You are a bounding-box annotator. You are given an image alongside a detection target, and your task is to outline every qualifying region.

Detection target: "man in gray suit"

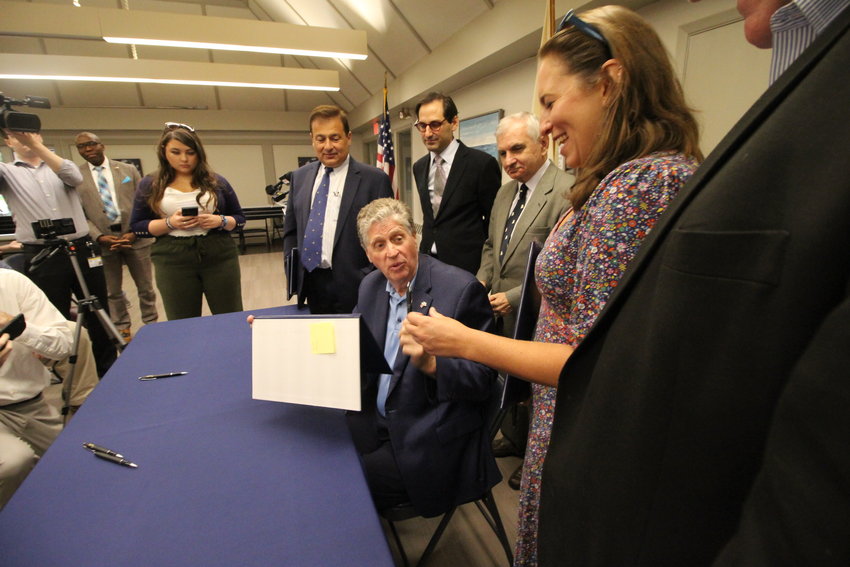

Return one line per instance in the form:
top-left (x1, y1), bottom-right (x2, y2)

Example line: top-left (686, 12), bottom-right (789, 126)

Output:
top-left (479, 112), bottom-right (571, 487)
top-left (478, 112), bottom-right (571, 336)
top-left (75, 132), bottom-right (157, 341)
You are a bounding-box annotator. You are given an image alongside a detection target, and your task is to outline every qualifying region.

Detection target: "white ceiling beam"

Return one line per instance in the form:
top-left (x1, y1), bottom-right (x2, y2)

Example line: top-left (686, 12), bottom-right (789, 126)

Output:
top-left (0, 1), bottom-right (368, 60)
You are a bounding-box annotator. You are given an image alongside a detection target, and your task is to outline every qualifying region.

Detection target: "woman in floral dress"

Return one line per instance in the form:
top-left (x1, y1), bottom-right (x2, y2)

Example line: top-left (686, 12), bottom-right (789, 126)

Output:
top-left (402, 6), bottom-right (702, 565)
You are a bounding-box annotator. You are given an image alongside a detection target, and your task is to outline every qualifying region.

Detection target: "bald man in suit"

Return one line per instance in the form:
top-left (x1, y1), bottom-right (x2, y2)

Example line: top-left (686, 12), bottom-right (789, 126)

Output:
top-left (479, 112), bottom-right (572, 336)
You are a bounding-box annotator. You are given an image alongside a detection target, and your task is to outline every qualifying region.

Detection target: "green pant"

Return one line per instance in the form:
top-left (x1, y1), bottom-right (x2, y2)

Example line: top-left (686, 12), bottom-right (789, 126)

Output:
top-left (151, 232), bottom-right (243, 320)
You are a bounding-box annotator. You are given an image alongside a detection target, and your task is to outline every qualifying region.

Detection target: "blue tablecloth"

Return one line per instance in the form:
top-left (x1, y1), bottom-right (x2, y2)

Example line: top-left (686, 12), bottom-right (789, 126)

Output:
top-left (0, 307), bottom-right (393, 567)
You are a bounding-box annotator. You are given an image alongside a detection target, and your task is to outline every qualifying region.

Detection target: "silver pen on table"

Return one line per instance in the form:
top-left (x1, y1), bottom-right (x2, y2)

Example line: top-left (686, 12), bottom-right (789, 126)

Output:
top-left (138, 371), bottom-right (188, 381)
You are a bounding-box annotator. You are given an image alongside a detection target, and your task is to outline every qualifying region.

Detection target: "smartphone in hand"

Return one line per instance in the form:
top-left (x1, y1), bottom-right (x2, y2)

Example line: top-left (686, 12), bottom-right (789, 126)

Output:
top-left (182, 206), bottom-right (199, 216)
top-left (0, 313), bottom-right (26, 340)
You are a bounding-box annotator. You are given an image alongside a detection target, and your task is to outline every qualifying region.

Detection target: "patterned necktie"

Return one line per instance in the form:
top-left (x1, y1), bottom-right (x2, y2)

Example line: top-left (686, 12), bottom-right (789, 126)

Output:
top-left (500, 183), bottom-right (529, 260)
top-left (301, 166), bottom-right (333, 272)
top-left (431, 155), bottom-right (446, 216)
top-left (96, 165), bottom-right (119, 222)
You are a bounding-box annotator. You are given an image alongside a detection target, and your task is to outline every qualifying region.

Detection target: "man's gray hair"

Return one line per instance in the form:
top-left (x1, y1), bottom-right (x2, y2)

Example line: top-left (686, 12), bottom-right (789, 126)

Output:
top-left (356, 198), bottom-right (415, 249)
top-left (495, 112), bottom-right (541, 142)
top-left (74, 131), bottom-right (102, 144)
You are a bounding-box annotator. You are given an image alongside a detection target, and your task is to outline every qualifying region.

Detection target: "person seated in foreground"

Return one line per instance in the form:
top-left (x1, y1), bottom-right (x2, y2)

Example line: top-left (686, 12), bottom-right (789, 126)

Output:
top-left (346, 198), bottom-right (500, 516)
top-left (0, 268), bottom-right (72, 509)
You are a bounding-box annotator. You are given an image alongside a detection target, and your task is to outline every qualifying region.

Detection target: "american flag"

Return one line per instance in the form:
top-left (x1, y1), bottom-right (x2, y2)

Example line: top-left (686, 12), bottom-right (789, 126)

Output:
top-left (376, 87), bottom-right (399, 199)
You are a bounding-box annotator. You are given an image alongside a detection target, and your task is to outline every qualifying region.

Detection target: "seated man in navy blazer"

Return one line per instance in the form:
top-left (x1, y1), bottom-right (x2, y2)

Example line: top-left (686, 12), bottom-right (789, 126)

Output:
top-left (347, 198), bottom-right (500, 516)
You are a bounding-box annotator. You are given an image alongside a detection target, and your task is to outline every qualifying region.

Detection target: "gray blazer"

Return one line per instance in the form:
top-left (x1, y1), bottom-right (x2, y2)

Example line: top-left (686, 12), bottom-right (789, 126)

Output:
top-left (77, 158), bottom-right (151, 249)
top-left (476, 161), bottom-right (571, 335)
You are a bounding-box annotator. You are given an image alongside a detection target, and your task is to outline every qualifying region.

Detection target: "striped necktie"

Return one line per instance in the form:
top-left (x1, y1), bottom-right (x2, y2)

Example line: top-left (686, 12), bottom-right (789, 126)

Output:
top-left (500, 183), bottom-right (528, 260)
top-left (95, 166), bottom-right (119, 222)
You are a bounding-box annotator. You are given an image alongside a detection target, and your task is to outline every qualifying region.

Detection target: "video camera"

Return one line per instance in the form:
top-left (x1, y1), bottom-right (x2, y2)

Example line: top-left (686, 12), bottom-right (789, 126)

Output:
top-left (0, 93), bottom-right (51, 133)
top-left (265, 171), bottom-right (292, 204)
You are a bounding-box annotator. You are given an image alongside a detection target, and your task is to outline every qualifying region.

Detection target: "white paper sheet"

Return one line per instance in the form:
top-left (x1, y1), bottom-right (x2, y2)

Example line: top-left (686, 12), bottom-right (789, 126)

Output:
top-left (252, 317), bottom-right (362, 411)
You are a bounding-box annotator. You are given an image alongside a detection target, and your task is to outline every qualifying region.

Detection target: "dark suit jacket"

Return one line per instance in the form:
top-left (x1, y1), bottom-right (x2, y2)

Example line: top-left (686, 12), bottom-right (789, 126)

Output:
top-left (76, 158), bottom-right (151, 250)
top-left (539, 8), bottom-right (850, 567)
top-left (282, 157), bottom-right (393, 312)
top-left (414, 141), bottom-right (501, 274)
top-left (477, 161), bottom-right (571, 335)
top-left (347, 254), bottom-right (501, 517)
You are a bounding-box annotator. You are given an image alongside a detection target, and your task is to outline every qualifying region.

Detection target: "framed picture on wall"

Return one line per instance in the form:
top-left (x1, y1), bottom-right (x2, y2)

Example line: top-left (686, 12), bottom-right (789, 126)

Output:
top-left (115, 158), bottom-right (143, 176)
top-left (298, 156), bottom-right (318, 168)
top-left (458, 110), bottom-right (503, 161)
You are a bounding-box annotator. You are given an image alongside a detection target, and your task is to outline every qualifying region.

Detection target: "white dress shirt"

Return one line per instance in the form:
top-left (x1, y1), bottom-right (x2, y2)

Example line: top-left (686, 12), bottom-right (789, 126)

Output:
top-left (0, 269), bottom-right (72, 404)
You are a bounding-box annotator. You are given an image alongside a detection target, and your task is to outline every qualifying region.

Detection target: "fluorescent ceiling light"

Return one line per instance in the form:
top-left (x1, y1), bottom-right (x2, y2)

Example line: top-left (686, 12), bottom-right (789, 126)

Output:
top-left (0, 54), bottom-right (340, 91)
top-left (98, 8), bottom-right (368, 60)
top-left (102, 38), bottom-right (368, 60)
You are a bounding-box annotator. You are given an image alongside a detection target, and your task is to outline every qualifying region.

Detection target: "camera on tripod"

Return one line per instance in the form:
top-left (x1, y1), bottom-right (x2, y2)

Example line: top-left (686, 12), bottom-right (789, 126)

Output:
top-left (0, 93), bottom-right (51, 133)
top-left (32, 218), bottom-right (76, 240)
top-left (265, 171), bottom-right (292, 204)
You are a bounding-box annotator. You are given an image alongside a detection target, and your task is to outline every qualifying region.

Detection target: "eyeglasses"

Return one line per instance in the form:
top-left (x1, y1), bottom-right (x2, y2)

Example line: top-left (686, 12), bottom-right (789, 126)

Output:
top-left (164, 122), bottom-right (195, 133)
top-left (75, 141), bottom-right (100, 150)
top-left (556, 9), bottom-right (612, 59)
top-left (413, 119), bottom-right (447, 133)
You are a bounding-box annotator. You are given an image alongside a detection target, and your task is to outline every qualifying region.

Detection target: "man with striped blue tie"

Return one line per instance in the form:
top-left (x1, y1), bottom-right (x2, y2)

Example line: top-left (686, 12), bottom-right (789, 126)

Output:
top-left (75, 132), bottom-right (157, 343)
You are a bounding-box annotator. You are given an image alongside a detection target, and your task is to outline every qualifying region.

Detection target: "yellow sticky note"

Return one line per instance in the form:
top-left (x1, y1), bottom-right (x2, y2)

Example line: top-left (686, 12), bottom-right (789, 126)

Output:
top-left (310, 322), bottom-right (336, 354)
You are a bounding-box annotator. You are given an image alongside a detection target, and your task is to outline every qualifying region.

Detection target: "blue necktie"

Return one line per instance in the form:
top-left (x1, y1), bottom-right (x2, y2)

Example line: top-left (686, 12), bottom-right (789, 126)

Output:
top-left (96, 166), bottom-right (119, 222)
top-left (301, 166), bottom-right (333, 272)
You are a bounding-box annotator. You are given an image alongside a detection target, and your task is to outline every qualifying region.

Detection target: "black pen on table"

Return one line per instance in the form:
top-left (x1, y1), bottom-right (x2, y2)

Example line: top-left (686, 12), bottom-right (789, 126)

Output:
top-left (83, 443), bottom-right (138, 468)
top-left (83, 442), bottom-right (123, 458)
top-left (138, 371), bottom-right (188, 381)
top-left (94, 452), bottom-right (138, 468)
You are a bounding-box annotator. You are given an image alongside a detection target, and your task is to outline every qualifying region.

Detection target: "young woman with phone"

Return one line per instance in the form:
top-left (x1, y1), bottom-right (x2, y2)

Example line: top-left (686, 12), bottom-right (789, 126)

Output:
top-left (130, 123), bottom-right (245, 320)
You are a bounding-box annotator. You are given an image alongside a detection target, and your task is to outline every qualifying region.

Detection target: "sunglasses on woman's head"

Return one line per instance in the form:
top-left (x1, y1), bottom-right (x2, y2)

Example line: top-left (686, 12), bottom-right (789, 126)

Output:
top-left (164, 122), bottom-right (195, 133)
top-left (556, 10), bottom-right (612, 59)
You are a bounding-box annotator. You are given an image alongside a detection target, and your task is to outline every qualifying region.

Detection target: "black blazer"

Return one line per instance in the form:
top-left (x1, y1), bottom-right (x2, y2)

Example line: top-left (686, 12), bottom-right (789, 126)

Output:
top-left (347, 254), bottom-right (501, 517)
top-left (539, 8), bottom-right (850, 566)
top-left (282, 157), bottom-right (393, 312)
top-left (413, 141), bottom-right (501, 274)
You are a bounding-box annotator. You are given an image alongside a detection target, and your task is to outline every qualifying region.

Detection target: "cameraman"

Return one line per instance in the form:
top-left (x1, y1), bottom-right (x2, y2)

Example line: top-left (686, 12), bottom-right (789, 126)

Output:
top-left (0, 129), bottom-right (116, 377)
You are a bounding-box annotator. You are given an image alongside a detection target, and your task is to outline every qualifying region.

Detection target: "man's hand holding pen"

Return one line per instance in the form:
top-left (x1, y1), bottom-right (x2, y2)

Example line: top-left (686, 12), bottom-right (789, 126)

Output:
top-left (402, 307), bottom-right (466, 361)
top-left (399, 324), bottom-right (436, 377)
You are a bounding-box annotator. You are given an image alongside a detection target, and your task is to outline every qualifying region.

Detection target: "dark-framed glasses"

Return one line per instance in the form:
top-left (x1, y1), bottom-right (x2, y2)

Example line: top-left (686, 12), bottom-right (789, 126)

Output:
top-left (164, 122), bottom-right (195, 132)
top-left (75, 140), bottom-right (100, 150)
top-left (556, 9), bottom-right (612, 58)
top-left (413, 119), bottom-right (447, 133)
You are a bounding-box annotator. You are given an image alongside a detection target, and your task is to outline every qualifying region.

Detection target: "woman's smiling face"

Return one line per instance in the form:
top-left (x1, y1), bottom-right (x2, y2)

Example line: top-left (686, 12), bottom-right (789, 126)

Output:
top-left (536, 55), bottom-right (607, 170)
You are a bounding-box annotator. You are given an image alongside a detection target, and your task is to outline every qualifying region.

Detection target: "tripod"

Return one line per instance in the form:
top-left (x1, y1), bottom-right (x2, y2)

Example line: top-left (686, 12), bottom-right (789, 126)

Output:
top-left (29, 237), bottom-right (126, 423)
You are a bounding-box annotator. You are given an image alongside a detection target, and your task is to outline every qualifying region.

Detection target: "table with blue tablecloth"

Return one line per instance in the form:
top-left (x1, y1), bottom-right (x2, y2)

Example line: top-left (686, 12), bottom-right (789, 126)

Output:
top-left (0, 306), bottom-right (393, 567)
